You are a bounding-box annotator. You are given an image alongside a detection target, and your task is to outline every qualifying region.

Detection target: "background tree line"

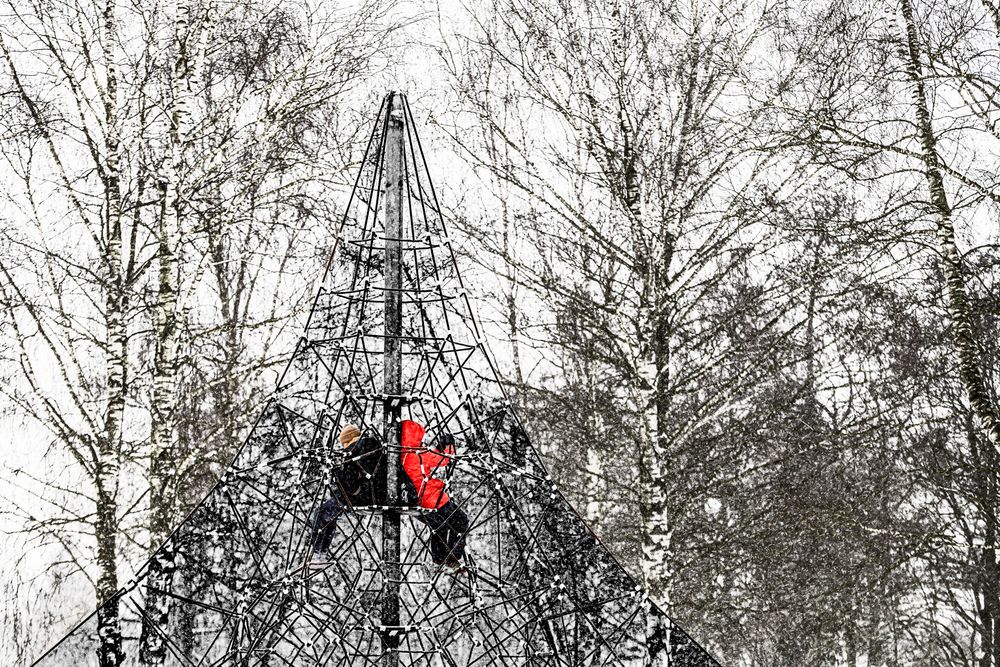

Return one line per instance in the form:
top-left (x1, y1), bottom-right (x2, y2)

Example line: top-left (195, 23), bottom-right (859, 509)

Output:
top-left (435, 0), bottom-right (999, 664)
top-left (0, 0), bottom-right (997, 665)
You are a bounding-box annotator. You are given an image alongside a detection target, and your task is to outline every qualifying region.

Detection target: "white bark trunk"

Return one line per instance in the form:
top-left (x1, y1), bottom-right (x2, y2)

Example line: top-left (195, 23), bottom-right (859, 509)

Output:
top-left (96, 0), bottom-right (126, 664)
top-left (584, 446), bottom-right (603, 525)
top-left (639, 366), bottom-right (674, 610)
top-left (140, 1), bottom-right (194, 661)
top-left (898, 3), bottom-right (1000, 664)
top-left (898, 0), bottom-right (1000, 447)
top-left (637, 230), bottom-right (676, 667)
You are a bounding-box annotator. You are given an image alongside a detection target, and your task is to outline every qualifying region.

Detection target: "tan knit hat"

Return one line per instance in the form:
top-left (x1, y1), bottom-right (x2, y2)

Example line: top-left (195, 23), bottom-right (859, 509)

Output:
top-left (338, 424), bottom-right (361, 447)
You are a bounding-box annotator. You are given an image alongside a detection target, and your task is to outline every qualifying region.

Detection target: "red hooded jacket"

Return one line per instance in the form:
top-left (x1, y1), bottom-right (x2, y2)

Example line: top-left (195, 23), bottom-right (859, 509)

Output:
top-left (400, 420), bottom-right (454, 509)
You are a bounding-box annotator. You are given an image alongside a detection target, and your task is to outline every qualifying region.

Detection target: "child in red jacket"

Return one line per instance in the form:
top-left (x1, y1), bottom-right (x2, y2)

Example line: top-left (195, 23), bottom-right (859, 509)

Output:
top-left (401, 420), bottom-right (469, 568)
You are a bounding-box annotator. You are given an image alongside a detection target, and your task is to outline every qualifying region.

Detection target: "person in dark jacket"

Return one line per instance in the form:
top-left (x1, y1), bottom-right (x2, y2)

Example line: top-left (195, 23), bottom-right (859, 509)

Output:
top-left (400, 420), bottom-right (469, 568)
top-left (310, 423), bottom-right (383, 560)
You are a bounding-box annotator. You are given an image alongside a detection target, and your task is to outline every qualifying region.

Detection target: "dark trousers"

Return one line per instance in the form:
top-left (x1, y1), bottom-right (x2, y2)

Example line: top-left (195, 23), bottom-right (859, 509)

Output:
top-left (310, 496), bottom-right (346, 554)
top-left (421, 500), bottom-right (469, 565)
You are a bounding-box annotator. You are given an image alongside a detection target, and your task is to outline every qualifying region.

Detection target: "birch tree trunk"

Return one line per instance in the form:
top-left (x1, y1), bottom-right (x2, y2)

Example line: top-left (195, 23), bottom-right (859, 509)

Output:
top-left (500, 197), bottom-right (525, 388)
top-left (630, 65), bottom-right (680, 664)
top-left (96, 1), bottom-right (127, 663)
top-left (441, 2), bottom-right (783, 661)
top-left (898, 0), bottom-right (1000, 662)
top-left (637, 228), bottom-right (677, 667)
top-left (637, 0), bottom-right (695, 635)
top-left (140, 1), bottom-right (195, 661)
top-left (1, 2), bottom-right (135, 661)
top-left (898, 0), bottom-right (1000, 446)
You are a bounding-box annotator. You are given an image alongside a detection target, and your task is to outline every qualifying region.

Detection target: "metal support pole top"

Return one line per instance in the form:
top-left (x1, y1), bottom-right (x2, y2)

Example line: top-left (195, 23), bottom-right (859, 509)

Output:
top-left (380, 91), bottom-right (405, 667)
top-left (389, 100), bottom-right (404, 123)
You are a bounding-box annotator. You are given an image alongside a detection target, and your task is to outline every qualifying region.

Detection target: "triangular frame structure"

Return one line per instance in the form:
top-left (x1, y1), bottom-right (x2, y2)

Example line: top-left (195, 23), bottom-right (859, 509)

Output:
top-left (33, 93), bottom-right (720, 667)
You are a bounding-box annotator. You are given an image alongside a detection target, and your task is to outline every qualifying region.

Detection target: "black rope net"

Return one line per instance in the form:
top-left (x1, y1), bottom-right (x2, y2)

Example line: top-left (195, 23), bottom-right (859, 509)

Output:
top-left (34, 94), bottom-right (720, 667)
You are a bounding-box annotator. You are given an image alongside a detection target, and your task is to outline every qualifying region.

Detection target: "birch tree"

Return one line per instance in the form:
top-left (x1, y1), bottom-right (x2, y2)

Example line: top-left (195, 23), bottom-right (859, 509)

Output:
top-left (439, 1), bottom-right (806, 656)
top-left (0, 0), bottom-right (141, 660)
top-left (139, 2), bottom-right (190, 660)
top-left (1, 0), bottom-right (396, 662)
top-left (896, 5), bottom-right (1000, 660)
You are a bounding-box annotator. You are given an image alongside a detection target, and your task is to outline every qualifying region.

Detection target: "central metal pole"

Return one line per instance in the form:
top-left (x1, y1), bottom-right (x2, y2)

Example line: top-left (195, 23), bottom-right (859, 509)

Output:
top-left (380, 92), bottom-right (405, 667)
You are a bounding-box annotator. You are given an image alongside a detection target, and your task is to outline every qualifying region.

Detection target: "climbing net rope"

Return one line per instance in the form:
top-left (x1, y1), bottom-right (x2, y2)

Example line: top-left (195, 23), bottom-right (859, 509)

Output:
top-left (33, 93), bottom-right (719, 667)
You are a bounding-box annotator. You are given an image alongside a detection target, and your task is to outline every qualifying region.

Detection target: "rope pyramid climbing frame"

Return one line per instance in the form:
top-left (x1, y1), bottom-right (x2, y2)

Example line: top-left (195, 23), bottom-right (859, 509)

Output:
top-left (33, 93), bottom-right (720, 667)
